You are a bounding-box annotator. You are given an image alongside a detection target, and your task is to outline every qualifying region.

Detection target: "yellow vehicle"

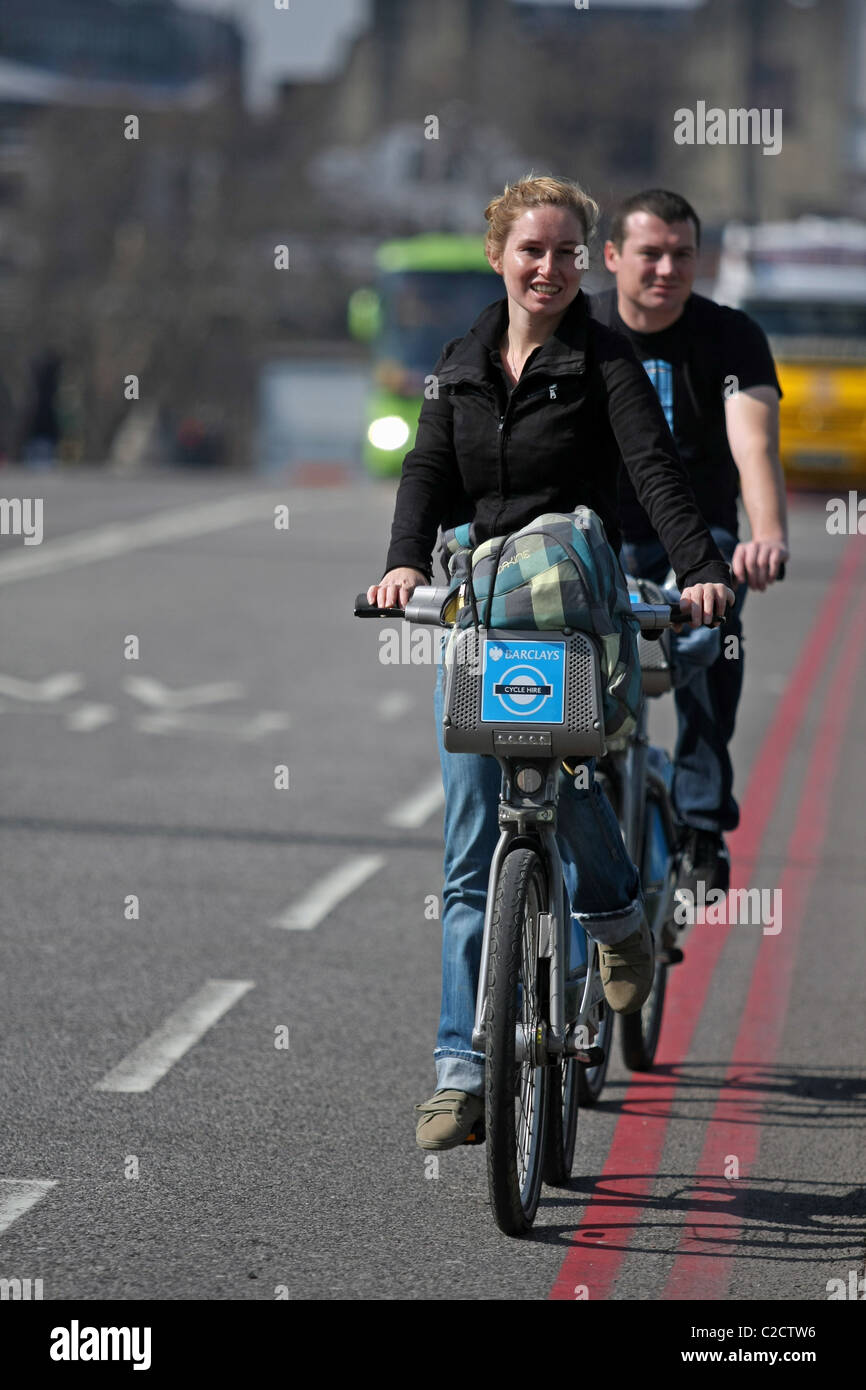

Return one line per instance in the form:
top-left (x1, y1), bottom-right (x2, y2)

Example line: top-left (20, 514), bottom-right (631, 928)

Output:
top-left (714, 219), bottom-right (866, 490)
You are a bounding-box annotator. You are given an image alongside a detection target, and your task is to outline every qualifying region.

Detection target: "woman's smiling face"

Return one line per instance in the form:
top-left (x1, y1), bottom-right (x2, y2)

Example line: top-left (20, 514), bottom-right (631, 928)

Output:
top-left (487, 205), bottom-right (586, 321)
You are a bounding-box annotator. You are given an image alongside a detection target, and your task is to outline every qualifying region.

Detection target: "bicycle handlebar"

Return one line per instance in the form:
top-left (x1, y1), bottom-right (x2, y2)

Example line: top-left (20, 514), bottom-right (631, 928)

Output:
top-left (356, 562), bottom-right (785, 624)
top-left (354, 590), bottom-right (704, 630)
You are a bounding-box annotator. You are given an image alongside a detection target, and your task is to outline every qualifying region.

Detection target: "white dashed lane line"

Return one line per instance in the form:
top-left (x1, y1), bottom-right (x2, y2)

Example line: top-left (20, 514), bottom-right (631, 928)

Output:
top-left (0, 1179), bottom-right (58, 1236)
top-left (271, 854), bottom-right (386, 931)
top-left (383, 773), bottom-right (444, 829)
top-left (0, 492), bottom-right (331, 585)
top-left (94, 980), bottom-right (255, 1093)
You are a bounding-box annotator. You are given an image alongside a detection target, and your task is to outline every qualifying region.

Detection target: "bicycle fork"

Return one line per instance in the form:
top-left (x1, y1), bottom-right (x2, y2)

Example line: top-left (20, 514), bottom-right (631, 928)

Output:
top-left (470, 760), bottom-right (606, 1067)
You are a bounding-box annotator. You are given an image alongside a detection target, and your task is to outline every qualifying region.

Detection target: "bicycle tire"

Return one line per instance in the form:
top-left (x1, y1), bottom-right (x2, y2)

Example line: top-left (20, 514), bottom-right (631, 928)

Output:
top-left (485, 846), bottom-right (550, 1235)
top-left (543, 1053), bottom-right (579, 1186)
top-left (620, 953), bottom-right (667, 1071)
top-left (576, 765), bottom-right (619, 1103)
top-left (620, 787), bottom-right (672, 1071)
top-left (576, 998), bottom-right (614, 1105)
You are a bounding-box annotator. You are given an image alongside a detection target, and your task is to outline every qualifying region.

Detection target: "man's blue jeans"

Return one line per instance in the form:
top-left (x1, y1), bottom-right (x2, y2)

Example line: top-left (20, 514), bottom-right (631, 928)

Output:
top-left (432, 656), bottom-right (643, 1097)
top-left (620, 527), bottom-right (746, 835)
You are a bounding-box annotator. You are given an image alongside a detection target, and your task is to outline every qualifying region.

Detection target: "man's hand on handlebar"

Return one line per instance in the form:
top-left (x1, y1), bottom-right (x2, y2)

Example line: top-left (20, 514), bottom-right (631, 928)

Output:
top-left (366, 568), bottom-right (428, 612)
top-left (675, 583), bottom-right (735, 631)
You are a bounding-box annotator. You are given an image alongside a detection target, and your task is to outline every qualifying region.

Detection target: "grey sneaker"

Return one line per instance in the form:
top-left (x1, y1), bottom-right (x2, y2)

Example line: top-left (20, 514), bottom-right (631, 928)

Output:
top-left (415, 1089), bottom-right (484, 1150)
top-left (598, 916), bottom-right (654, 1014)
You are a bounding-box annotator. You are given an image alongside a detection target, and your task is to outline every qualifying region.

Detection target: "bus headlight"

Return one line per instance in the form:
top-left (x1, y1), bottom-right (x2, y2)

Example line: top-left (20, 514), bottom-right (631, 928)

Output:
top-left (367, 416), bottom-right (411, 452)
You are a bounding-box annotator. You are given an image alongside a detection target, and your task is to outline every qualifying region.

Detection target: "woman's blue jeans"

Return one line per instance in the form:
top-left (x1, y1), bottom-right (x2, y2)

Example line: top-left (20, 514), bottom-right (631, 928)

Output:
top-left (432, 656), bottom-right (644, 1097)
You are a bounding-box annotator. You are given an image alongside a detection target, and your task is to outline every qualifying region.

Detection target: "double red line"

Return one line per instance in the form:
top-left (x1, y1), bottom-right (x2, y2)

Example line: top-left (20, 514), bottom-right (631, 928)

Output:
top-left (550, 535), bottom-right (866, 1301)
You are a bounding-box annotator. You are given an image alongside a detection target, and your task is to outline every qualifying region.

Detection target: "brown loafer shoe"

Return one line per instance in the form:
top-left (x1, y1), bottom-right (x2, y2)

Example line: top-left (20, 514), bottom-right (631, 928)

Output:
top-left (598, 916), bottom-right (654, 1014)
top-left (415, 1089), bottom-right (484, 1150)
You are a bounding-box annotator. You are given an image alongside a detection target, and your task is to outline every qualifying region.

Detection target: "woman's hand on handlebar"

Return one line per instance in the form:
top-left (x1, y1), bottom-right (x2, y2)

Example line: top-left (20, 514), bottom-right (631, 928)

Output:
top-left (675, 583), bottom-right (735, 630)
top-left (366, 568), bottom-right (429, 611)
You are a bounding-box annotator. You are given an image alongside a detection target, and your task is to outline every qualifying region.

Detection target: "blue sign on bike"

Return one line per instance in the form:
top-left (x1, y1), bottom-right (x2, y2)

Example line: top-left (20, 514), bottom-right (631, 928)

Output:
top-left (480, 639), bottom-right (566, 724)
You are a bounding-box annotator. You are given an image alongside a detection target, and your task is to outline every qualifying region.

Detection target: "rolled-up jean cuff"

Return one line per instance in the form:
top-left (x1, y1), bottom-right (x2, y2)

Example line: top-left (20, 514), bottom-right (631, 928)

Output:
top-left (434, 1049), bottom-right (485, 1096)
top-left (574, 896), bottom-right (644, 947)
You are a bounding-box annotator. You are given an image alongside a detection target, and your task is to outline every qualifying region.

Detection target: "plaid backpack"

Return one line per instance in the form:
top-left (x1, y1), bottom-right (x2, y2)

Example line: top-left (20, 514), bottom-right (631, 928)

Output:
top-left (441, 508), bottom-right (642, 741)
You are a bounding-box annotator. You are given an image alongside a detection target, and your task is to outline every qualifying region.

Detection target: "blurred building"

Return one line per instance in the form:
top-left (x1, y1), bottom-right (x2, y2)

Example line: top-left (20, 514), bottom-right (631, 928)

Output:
top-left (281, 0), bottom-right (865, 229)
top-left (0, 0), bottom-right (244, 465)
top-left (0, 0), bottom-right (241, 93)
top-left (0, 0), bottom-right (861, 470)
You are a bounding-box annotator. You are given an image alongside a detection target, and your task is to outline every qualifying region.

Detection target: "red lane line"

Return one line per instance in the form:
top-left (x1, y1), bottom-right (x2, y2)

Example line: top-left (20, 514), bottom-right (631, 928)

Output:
top-left (549, 537), bottom-right (865, 1301)
top-left (663, 590), bottom-right (866, 1300)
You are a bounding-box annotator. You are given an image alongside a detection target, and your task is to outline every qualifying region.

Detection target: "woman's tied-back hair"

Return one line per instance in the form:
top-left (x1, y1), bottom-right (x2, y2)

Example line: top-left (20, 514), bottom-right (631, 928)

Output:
top-left (484, 174), bottom-right (600, 263)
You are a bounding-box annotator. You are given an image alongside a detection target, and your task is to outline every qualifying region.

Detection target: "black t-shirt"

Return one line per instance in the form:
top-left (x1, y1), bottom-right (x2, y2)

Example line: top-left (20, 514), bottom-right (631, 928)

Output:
top-left (588, 289), bottom-right (782, 541)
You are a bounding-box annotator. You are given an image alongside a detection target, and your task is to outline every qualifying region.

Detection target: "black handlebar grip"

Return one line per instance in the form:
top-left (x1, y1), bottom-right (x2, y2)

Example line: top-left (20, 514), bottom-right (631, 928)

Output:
top-left (354, 593), bottom-right (405, 617)
top-left (671, 600), bottom-right (726, 630)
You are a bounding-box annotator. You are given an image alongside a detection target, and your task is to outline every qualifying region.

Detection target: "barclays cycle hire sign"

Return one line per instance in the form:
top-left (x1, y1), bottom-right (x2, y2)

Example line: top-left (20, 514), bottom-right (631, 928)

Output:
top-left (480, 639), bottom-right (566, 724)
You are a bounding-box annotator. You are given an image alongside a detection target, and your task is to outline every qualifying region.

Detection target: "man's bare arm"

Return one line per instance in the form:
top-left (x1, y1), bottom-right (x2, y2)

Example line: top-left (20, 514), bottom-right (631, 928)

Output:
top-left (725, 384), bottom-right (789, 589)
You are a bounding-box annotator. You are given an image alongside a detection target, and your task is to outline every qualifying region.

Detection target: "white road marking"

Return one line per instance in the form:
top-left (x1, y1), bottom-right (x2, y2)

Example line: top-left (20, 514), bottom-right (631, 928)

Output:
top-left (124, 675), bottom-right (245, 709)
top-left (66, 702), bottom-right (116, 732)
top-left (0, 1178), bottom-right (58, 1236)
top-left (377, 690), bottom-right (413, 720)
top-left (134, 709), bottom-right (290, 739)
top-left (383, 773), bottom-right (444, 829)
top-left (94, 980), bottom-right (254, 1093)
top-left (0, 492), bottom-right (308, 586)
top-left (272, 854), bottom-right (385, 930)
top-left (0, 672), bottom-right (83, 702)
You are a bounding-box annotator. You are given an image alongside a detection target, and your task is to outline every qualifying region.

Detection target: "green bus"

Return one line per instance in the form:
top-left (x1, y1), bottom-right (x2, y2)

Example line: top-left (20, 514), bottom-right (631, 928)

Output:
top-left (348, 234), bottom-right (500, 475)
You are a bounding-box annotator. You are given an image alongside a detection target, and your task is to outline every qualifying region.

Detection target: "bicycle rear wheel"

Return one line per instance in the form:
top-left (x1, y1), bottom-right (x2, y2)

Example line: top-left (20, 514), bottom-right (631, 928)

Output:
top-left (543, 1052), bottom-right (579, 1186)
top-left (620, 952), bottom-right (667, 1070)
top-left (485, 846), bottom-right (550, 1235)
top-left (621, 787), bottom-right (672, 1071)
top-left (576, 998), bottom-right (614, 1105)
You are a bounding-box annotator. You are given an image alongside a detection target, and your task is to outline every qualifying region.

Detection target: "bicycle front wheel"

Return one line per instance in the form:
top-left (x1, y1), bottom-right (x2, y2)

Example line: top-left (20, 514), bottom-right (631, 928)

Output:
top-left (485, 846), bottom-right (550, 1235)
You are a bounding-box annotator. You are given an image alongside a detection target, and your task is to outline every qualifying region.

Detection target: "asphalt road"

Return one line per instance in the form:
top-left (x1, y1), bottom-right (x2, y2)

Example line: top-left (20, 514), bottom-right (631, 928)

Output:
top-left (0, 467), bottom-right (864, 1305)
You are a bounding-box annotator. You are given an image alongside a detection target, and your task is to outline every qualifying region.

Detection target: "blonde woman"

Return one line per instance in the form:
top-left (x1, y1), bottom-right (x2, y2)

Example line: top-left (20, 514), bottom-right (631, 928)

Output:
top-left (367, 176), bottom-right (733, 1149)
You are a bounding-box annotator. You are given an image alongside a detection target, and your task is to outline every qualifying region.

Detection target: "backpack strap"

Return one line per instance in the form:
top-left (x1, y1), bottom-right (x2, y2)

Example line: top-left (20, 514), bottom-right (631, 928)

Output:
top-left (482, 532), bottom-right (513, 628)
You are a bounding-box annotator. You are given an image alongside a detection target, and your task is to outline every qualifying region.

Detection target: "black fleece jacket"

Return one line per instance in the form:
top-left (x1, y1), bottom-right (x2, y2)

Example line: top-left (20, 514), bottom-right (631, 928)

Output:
top-left (383, 290), bottom-right (732, 592)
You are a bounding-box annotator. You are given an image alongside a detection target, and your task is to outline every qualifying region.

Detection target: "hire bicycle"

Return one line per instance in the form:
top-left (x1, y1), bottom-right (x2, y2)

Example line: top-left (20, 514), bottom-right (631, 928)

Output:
top-left (356, 581), bottom-right (691, 1236)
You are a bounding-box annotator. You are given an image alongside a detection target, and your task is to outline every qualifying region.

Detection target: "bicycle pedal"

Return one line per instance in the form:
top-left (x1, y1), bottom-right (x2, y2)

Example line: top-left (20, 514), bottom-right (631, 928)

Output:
top-left (462, 1118), bottom-right (486, 1146)
top-left (576, 1045), bottom-right (606, 1068)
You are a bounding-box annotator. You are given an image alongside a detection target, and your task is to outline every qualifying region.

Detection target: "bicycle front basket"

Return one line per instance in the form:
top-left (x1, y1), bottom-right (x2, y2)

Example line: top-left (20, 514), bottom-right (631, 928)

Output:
top-left (441, 626), bottom-right (606, 758)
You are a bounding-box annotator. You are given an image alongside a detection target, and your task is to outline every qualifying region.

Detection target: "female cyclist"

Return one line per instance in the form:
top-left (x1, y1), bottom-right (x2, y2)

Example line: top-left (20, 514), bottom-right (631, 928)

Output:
top-left (366, 176), bottom-right (734, 1150)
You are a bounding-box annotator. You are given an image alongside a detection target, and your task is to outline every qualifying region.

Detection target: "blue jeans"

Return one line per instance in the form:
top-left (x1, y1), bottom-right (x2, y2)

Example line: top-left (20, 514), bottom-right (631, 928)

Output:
top-left (620, 527), bottom-right (746, 835)
top-left (432, 656), bottom-right (643, 1096)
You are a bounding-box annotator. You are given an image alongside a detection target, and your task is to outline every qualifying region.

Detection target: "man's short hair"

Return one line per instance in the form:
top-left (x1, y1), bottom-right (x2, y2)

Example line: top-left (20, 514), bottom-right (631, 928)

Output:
top-left (608, 189), bottom-right (701, 251)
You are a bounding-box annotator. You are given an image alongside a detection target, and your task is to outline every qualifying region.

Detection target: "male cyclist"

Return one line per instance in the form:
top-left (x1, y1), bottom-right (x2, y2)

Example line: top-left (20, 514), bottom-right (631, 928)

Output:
top-left (589, 189), bottom-right (789, 900)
